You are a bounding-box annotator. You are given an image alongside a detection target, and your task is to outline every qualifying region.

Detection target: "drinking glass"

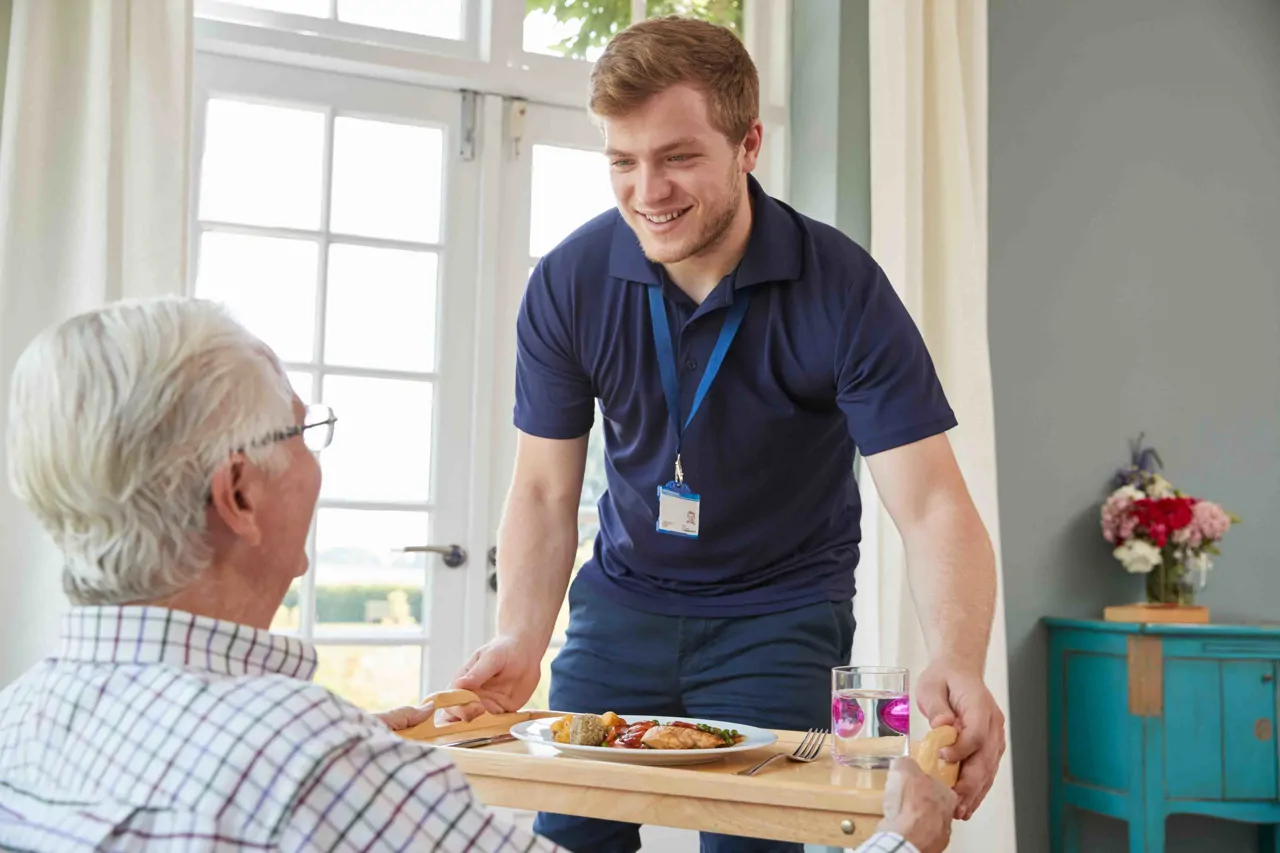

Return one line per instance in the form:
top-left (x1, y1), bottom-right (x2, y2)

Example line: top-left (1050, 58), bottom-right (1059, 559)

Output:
top-left (831, 665), bottom-right (910, 768)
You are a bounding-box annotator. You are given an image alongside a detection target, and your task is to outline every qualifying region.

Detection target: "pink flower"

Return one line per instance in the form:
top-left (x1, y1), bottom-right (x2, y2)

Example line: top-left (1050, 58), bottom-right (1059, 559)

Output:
top-left (1193, 501), bottom-right (1231, 541)
top-left (1172, 525), bottom-right (1204, 549)
top-left (1101, 486), bottom-right (1143, 544)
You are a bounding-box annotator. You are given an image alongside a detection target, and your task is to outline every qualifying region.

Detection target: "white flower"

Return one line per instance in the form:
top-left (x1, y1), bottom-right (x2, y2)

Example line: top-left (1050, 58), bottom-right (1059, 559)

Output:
top-left (1114, 539), bottom-right (1162, 574)
top-left (1146, 474), bottom-right (1176, 498)
top-left (1113, 484), bottom-right (1146, 503)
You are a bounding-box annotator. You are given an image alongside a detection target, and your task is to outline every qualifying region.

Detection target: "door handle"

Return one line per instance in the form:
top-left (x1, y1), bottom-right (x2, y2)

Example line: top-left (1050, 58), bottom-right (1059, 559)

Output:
top-left (397, 545), bottom-right (468, 568)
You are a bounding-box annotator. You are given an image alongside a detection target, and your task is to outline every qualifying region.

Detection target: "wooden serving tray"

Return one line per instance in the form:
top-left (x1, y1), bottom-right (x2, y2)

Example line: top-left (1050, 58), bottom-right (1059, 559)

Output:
top-left (395, 690), bottom-right (958, 849)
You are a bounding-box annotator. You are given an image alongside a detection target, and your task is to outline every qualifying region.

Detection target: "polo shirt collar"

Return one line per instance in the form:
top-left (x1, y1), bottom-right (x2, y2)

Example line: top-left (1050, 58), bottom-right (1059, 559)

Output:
top-left (608, 174), bottom-right (803, 289)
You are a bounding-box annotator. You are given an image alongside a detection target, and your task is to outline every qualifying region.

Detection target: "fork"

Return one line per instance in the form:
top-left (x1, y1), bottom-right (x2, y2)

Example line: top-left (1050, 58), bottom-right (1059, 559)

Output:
top-left (736, 728), bottom-right (828, 776)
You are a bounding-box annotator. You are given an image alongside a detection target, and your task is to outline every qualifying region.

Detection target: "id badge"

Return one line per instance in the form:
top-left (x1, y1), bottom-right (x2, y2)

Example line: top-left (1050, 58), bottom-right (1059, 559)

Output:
top-left (656, 483), bottom-right (700, 538)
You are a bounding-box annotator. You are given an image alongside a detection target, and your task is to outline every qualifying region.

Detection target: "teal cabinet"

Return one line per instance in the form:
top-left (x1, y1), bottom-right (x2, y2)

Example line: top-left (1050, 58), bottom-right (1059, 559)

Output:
top-left (1047, 618), bottom-right (1280, 852)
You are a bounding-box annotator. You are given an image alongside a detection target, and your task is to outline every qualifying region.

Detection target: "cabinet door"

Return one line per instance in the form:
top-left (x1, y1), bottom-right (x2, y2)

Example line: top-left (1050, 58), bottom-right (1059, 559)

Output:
top-left (1064, 650), bottom-right (1133, 791)
top-left (1164, 658), bottom-right (1224, 800)
top-left (1222, 660), bottom-right (1278, 800)
top-left (1164, 657), bottom-right (1280, 802)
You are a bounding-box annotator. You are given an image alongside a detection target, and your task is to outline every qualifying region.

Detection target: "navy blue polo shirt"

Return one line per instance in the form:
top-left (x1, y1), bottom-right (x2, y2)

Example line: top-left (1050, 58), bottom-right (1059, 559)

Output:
top-left (514, 176), bottom-right (956, 617)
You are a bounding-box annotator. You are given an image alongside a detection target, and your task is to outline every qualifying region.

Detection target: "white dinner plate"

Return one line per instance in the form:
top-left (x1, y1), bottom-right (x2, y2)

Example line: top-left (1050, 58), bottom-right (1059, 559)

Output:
top-left (508, 714), bottom-right (778, 766)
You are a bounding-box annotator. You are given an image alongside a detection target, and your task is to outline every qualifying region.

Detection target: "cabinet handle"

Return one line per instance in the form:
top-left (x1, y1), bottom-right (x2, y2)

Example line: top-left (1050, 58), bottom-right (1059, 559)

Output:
top-left (1264, 673), bottom-right (1274, 684)
top-left (1256, 719), bottom-right (1273, 742)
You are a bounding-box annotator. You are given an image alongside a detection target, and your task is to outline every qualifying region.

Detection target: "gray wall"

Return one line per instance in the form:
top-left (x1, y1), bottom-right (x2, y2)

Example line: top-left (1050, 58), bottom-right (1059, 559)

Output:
top-left (990, 0), bottom-right (1280, 851)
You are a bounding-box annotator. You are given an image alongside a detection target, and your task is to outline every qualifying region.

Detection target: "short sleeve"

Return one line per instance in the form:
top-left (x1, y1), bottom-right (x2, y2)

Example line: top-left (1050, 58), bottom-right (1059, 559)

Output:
top-left (835, 264), bottom-right (956, 456)
top-left (513, 260), bottom-right (595, 439)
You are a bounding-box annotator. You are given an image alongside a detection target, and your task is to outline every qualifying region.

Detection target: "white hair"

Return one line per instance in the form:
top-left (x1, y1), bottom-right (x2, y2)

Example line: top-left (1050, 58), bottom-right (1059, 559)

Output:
top-left (6, 297), bottom-right (296, 605)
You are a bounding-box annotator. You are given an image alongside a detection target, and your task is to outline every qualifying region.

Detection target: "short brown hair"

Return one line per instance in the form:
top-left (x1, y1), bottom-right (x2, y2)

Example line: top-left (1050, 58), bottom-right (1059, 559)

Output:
top-left (589, 16), bottom-right (759, 144)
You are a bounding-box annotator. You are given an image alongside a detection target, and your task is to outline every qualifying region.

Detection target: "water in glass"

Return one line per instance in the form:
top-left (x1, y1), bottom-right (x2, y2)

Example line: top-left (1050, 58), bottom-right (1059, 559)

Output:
top-left (831, 666), bottom-right (910, 768)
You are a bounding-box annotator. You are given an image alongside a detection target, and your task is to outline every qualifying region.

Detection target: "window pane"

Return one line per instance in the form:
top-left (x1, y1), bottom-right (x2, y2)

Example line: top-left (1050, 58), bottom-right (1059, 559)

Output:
top-left (523, 4), bottom-right (615, 61)
top-left (195, 232), bottom-right (318, 363)
top-left (330, 117), bottom-right (443, 243)
top-left (646, 0), bottom-right (743, 36)
top-left (580, 420), bottom-right (607, 509)
top-left (271, 577), bottom-right (303, 633)
top-left (324, 245), bottom-right (438, 372)
top-left (529, 145), bottom-right (614, 257)
top-left (287, 371), bottom-right (315, 403)
top-left (199, 99), bottom-right (324, 230)
top-left (573, 518), bottom-right (599, 581)
top-left (338, 0), bottom-right (464, 39)
top-left (222, 0), bottom-right (328, 16)
top-left (320, 376), bottom-right (433, 502)
top-left (314, 645), bottom-right (422, 712)
top-left (314, 508), bottom-right (430, 629)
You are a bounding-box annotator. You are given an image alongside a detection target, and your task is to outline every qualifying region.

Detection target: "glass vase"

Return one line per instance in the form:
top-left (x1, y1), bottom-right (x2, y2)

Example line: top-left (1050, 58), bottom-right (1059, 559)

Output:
top-left (1145, 552), bottom-right (1202, 606)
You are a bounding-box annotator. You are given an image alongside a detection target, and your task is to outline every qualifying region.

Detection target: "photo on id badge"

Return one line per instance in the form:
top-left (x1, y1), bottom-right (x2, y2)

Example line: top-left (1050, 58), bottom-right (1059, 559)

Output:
top-left (657, 485), bottom-right (700, 538)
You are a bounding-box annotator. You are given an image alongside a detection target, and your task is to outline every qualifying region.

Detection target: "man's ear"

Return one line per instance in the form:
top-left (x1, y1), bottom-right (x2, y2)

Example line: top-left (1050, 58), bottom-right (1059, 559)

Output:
top-left (208, 455), bottom-right (263, 547)
top-left (739, 119), bottom-right (764, 172)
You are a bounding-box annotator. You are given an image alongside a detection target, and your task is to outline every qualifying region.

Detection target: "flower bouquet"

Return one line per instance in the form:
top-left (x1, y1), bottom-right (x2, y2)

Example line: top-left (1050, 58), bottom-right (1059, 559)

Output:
top-left (1100, 435), bottom-right (1238, 610)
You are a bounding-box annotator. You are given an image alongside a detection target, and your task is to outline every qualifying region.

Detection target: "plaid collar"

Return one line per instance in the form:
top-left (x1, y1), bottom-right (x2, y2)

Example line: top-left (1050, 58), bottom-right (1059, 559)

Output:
top-left (57, 606), bottom-right (318, 681)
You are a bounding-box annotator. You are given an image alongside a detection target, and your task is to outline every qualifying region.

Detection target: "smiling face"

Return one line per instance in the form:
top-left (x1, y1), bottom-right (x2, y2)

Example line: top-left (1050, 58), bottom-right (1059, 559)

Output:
top-left (604, 84), bottom-right (760, 267)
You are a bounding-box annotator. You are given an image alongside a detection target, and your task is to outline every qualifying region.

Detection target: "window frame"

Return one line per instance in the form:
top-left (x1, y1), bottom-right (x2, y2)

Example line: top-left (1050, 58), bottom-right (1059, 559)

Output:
top-left (194, 0), bottom-right (790, 196)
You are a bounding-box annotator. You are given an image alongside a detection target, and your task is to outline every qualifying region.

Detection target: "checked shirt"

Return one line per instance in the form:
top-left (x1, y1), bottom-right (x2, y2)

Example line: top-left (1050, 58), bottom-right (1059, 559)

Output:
top-left (0, 606), bottom-right (560, 852)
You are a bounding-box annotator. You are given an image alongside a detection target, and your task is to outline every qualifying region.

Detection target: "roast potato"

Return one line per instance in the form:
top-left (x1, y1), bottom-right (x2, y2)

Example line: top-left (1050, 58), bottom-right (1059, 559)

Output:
top-left (549, 714), bottom-right (574, 744)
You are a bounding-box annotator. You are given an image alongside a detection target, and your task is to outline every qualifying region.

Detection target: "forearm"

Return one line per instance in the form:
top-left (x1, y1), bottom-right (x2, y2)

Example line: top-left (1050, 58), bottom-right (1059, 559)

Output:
top-left (902, 499), bottom-right (996, 674)
top-left (494, 487), bottom-right (580, 650)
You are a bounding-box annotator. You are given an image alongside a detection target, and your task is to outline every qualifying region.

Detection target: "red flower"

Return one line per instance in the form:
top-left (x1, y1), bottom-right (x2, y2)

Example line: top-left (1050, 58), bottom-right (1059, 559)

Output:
top-left (1161, 497), bottom-right (1195, 530)
top-left (1128, 497), bottom-right (1197, 548)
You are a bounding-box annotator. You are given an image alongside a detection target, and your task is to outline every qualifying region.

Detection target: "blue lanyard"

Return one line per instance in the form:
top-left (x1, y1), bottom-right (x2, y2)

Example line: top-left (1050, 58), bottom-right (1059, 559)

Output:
top-left (648, 283), bottom-right (750, 484)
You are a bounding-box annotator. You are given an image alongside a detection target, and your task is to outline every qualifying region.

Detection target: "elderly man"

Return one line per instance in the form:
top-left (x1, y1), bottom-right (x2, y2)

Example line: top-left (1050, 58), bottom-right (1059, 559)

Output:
top-left (0, 298), bottom-right (954, 852)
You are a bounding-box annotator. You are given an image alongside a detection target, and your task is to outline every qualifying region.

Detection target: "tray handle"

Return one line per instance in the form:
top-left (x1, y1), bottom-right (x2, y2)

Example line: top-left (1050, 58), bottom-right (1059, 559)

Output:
top-left (396, 688), bottom-right (483, 740)
top-left (911, 725), bottom-right (960, 787)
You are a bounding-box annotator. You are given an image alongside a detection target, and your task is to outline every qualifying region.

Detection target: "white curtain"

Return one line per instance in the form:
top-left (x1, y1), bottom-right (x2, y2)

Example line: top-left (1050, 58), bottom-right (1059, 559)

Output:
top-left (852, 0), bottom-right (1017, 849)
top-left (0, 0), bottom-right (192, 685)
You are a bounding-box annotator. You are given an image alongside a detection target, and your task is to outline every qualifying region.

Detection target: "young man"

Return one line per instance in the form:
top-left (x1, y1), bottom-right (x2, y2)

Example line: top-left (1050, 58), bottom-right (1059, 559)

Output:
top-left (449, 16), bottom-right (1005, 853)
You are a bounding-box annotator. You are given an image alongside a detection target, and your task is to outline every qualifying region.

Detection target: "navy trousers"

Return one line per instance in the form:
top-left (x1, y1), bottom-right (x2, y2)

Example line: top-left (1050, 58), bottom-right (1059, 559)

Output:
top-left (532, 578), bottom-right (855, 853)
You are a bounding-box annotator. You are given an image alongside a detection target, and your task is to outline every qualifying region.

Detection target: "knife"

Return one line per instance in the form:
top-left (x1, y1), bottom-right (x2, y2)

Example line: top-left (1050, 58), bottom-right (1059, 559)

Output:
top-left (438, 733), bottom-right (516, 749)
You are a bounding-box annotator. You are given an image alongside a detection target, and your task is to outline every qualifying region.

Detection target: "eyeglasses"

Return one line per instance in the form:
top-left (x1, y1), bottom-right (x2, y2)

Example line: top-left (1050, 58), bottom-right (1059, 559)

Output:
top-left (253, 403), bottom-right (337, 453)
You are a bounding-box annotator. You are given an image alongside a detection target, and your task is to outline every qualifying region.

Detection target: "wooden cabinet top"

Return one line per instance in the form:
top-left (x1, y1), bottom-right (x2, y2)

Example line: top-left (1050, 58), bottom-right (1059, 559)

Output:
top-left (1045, 617), bottom-right (1280, 638)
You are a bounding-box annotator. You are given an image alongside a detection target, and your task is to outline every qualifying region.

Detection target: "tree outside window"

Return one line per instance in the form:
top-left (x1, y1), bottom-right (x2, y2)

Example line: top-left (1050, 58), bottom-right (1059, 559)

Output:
top-left (526, 0), bottom-right (743, 61)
